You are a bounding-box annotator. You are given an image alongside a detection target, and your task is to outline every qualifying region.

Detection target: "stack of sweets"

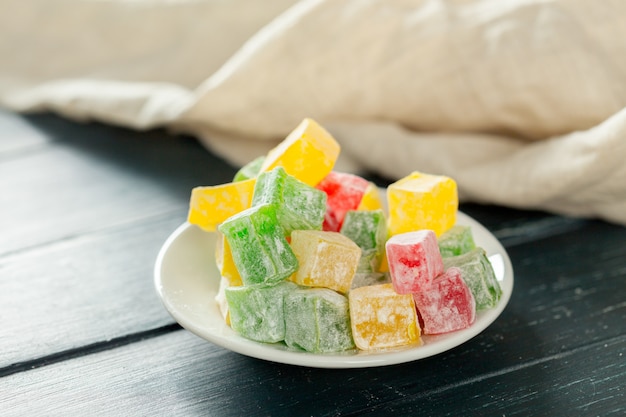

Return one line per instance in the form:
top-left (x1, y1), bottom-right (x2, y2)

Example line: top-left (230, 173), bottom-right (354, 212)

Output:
top-left (383, 174), bottom-right (480, 336)
top-left (186, 118), bottom-right (503, 354)
top-left (385, 229), bottom-right (476, 336)
top-left (211, 119), bottom-right (358, 351)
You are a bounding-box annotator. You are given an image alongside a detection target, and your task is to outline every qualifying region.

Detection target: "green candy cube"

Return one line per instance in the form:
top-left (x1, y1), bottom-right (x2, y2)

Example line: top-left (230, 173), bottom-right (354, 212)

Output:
top-left (225, 281), bottom-right (298, 343)
top-left (339, 209), bottom-right (387, 272)
top-left (438, 225), bottom-right (476, 258)
top-left (443, 247), bottom-right (502, 310)
top-left (218, 203), bottom-right (298, 286)
top-left (357, 249), bottom-right (379, 273)
top-left (233, 156), bottom-right (265, 182)
top-left (252, 167), bottom-right (326, 235)
top-left (284, 288), bottom-right (355, 353)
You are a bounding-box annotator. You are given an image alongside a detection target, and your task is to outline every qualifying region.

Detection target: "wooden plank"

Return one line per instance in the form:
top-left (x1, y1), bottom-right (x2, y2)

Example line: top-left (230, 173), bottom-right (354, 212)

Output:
top-left (0, 213), bottom-right (183, 367)
top-left (1, 111), bottom-right (624, 417)
top-left (498, 220), bottom-right (626, 352)
top-left (0, 111), bottom-right (243, 365)
top-left (1, 146), bottom-right (178, 254)
top-left (460, 202), bottom-right (590, 247)
top-left (0, 113), bottom-right (237, 255)
top-left (0, 330), bottom-right (623, 416)
top-left (2, 218), bottom-right (622, 413)
top-left (2, 198), bottom-right (581, 370)
top-left (0, 110), bottom-right (49, 156)
top-left (356, 336), bottom-right (626, 416)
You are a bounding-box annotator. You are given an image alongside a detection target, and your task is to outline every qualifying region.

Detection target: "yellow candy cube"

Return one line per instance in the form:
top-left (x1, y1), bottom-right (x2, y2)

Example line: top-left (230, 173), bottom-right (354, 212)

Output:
top-left (387, 171), bottom-right (458, 237)
top-left (187, 178), bottom-right (255, 232)
top-left (289, 230), bottom-right (361, 294)
top-left (215, 232), bottom-right (243, 286)
top-left (260, 118), bottom-right (340, 187)
top-left (349, 283), bottom-right (421, 350)
top-left (357, 182), bottom-right (384, 211)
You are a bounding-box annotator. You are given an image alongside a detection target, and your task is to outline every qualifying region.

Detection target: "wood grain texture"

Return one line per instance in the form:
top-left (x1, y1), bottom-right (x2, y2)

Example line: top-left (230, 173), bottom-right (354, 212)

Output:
top-left (0, 111), bottom-right (234, 365)
top-left (357, 337), bottom-right (626, 416)
top-left (0, 113), bottom-right (236, 256)
top-left (0, 214), bottom-right (181, 367)
top-left (0, 110), bottom-right (624, 417)
top-left (1, 212), bottom-right (623, 415)
top-left (502, 220), bottom-right (626, 347)
top-left (1, 330), bottom-right (623, 417)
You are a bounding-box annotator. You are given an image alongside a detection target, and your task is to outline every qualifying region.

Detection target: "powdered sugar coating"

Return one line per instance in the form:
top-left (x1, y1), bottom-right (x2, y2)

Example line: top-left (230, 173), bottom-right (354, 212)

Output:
top-left (284, 288), bottom-right (354, 353)
top-left (349, 283), bottom-right (421, 350)
top-left (413, 267), bottom-right (476, 335)
top-left (290, 230), bottom-right (361, 294)
top-left (386, 230), bottom-right (444, 294)
top-left (316, 171), bottom-right (370, 232)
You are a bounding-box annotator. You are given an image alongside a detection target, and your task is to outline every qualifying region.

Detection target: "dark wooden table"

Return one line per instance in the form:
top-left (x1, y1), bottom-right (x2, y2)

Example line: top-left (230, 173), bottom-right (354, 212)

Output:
top-left (1, 108), bottom-right (624, 416)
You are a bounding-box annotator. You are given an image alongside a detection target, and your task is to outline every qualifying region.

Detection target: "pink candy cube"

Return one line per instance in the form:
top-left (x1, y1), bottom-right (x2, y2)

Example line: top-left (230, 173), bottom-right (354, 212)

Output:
top-left (385, 230), bottom-right (444, 294)
top-left (316, 172), bottom-right (369, 232)
top-left (413, 267), bottom-right (476, 335)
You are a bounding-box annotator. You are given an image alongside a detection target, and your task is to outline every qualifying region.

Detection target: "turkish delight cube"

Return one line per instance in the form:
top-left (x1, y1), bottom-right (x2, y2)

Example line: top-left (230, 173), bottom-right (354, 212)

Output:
top-left (386, 230), bottom-right (444, 294)
top-left (289, 230), bottom-right (361, 294)
top-left (284, 288), bottom-right (355, 353)
top-left (349, 283), bottom-right (421, 350)
top-left (387, 171), bottom-right (457, 237)
top-left (252, 166), bottom-right (326, 235)
top-left (218, 204), bottom-right (298, 286)
top-left (413, 267), bottom-right (476, 335)
top-left (225, 281), bottom-right (298, 343)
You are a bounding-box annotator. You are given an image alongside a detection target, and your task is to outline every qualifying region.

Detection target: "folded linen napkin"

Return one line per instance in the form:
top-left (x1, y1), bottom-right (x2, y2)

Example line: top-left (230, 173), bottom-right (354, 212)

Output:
top-left (2, 0), bottom-right (626, 225)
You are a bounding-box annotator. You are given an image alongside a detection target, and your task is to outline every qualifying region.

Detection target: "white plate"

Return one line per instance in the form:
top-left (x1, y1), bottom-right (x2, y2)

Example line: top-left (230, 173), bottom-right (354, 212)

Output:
top-left (154, 211), bottom-right (513, 368)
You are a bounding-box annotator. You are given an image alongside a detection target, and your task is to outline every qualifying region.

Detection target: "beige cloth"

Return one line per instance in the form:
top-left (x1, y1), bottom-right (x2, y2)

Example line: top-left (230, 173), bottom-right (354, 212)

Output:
top-left (2, 0), bottom-right (626, 225)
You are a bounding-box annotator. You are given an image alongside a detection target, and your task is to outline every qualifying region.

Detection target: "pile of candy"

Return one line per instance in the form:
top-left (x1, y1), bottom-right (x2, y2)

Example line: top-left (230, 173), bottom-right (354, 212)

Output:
top-left (187, 118), bottom-right (502, 353)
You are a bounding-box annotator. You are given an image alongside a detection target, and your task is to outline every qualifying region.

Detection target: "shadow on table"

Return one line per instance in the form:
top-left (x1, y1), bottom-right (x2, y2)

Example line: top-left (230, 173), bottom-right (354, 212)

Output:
top-left (23, 112), bottom-right (238, 202)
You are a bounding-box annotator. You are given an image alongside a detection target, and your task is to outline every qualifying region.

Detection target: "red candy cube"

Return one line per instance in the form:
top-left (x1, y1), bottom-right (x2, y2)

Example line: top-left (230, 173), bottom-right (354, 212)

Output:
top-left (413, 267), bottom-right (476, 335)
top-left (385, 230), bottom-right (444, 294)
top-left (316, 171), bottom-right (369, 232)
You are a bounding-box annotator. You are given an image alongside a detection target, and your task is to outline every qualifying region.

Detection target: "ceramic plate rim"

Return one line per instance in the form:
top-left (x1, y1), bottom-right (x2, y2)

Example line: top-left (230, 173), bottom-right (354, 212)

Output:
top-left (154, 211), bottom-right (513, 368)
